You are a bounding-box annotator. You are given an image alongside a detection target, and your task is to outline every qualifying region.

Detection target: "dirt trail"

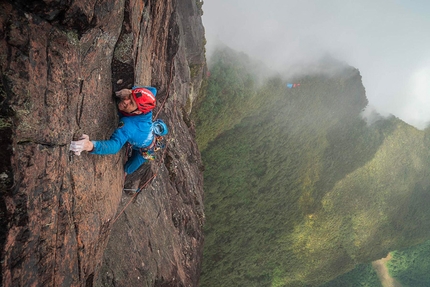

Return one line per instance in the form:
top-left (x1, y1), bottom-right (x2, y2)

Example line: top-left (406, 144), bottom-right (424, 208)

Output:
top-left (372, 253), bottom-right (402, 287)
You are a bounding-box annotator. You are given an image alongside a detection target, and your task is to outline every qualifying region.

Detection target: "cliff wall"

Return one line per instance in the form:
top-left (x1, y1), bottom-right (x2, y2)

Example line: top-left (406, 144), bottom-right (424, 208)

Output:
top-left (0, 0), bottom-right (206, 286)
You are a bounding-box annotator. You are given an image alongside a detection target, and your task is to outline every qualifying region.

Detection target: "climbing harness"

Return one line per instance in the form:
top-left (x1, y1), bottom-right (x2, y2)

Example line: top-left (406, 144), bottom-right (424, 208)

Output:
top-left (125, 134), bottom-right (166, 161)
top-left (140, 136), bottom-right (166, 160)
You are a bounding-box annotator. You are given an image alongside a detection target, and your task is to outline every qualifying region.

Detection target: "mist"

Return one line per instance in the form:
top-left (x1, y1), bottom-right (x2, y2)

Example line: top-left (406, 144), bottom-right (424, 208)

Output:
top-left (202, 0), bottom-right (430, 129)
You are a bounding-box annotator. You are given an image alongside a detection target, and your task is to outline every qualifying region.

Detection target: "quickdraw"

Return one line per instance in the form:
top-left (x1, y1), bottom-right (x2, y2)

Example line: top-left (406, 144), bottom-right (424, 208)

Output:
top-left (141, 136), bottom-right (166, 160)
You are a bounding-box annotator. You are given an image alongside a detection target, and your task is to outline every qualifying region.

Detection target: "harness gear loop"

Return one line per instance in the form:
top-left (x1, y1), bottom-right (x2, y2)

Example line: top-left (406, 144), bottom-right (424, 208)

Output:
top-left (140, 136), bottom-right (166, 160)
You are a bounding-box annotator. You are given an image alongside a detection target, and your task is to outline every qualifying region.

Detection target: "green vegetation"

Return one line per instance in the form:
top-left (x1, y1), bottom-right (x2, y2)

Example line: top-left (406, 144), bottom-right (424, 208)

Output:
top-left (0, 118), bottom-right (11, 129)
top-left (195, 47), bottom-right (430, 287)
top-left (387, 240), bottom-right (430, 287)
top-left (192, 47), bottom-right (265, 150)
top-left (196, 0), bottom-right (204, 15)
top-left (319, 264), bottom-right (382, 287)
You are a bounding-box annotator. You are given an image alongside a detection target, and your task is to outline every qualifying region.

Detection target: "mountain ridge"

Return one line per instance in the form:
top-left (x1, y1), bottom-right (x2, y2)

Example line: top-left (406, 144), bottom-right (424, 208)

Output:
top-left (196, 46), bottom-right (430, 287)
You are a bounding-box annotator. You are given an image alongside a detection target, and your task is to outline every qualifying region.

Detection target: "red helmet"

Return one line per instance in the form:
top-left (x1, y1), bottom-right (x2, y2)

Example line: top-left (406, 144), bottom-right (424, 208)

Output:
top-left (120, 87), bottom-right (156, 116)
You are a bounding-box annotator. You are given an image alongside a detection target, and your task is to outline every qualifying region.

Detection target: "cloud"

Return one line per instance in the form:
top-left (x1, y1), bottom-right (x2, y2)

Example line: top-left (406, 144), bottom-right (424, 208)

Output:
top-left (202, 0), bottom-right (430, 129)
top-left (401, 65), bottom-right (430, 129)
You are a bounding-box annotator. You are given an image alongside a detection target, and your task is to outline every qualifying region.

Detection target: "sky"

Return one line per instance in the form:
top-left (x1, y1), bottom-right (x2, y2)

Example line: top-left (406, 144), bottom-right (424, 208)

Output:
top-left (202, 0), bottom-right (430, 129)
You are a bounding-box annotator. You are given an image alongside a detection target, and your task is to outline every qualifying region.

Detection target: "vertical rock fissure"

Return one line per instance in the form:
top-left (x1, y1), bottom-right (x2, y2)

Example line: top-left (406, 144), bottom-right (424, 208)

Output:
top-left (52, 181), bottom-right (60, 287)
top-left (73, 197), bottom-right (82, 284)
top-left (111, 0), bottom-right (134, 91)
top-left (67, 171), bottom-right (82, 284)
top-left (76, 90), bottom-right (85, 129)
top-left (0, 77), bottom-right (14, 287)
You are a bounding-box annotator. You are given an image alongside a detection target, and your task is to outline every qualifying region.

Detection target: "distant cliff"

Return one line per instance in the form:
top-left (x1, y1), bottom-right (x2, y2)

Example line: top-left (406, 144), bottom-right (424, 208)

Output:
top-left (0, 0), bottom-right (206, 286)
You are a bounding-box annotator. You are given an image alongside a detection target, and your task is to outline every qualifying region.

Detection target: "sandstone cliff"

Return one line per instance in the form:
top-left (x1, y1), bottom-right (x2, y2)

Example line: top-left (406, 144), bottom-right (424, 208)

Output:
top-left (0, 0), bottom-right (206, 286)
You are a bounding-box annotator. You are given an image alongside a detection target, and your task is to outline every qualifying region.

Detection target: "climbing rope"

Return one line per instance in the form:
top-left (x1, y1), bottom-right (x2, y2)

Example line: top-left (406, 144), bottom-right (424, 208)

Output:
top-left (112, 139), bottom-right (169, 224)
top-left (112, 174), bottom-right (156, 224)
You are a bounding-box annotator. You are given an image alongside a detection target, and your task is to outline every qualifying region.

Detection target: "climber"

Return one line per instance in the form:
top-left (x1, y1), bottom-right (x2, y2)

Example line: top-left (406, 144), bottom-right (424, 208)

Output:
top-left (69, 86), bottom-right (168, 175)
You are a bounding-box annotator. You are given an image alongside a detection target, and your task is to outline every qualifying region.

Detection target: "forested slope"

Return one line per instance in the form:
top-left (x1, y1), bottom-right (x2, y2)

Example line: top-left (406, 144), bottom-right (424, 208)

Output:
top-left (195, 47), bottom-right (430, 287)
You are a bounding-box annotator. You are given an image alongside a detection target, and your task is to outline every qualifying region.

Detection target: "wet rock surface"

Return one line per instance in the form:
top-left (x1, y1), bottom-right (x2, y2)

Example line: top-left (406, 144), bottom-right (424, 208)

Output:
top-left (0, 0), bottom-right (206, 286)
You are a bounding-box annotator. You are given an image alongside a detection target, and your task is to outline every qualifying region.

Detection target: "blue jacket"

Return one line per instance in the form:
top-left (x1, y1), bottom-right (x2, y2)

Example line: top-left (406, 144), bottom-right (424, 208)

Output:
top-left (91, 86), bottom-right (157, 174)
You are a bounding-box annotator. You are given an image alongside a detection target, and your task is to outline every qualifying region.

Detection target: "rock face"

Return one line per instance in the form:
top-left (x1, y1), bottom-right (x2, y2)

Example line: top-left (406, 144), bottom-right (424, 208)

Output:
top-left (0, 0), bottom-right (206, 286)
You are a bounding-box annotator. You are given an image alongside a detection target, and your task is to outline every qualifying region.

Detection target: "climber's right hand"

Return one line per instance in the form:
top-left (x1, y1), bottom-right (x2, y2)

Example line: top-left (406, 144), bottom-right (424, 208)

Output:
top-left (69, 134), bottom-right (94, 156)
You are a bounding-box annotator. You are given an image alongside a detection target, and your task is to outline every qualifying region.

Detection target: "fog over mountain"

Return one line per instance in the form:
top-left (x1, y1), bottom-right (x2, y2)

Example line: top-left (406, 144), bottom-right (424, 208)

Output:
top-left (202, 0), bottom-right (430, 129)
